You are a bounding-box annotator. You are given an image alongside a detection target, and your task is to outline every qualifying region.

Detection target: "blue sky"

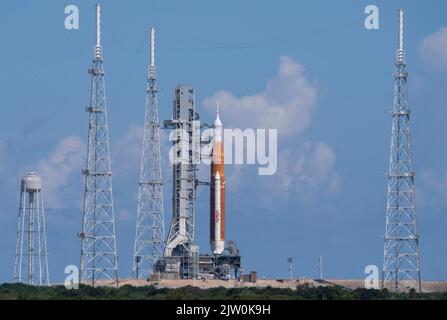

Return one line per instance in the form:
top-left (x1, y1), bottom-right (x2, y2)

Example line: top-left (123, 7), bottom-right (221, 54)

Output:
top-left (1, 0), bottom-right (447, 283)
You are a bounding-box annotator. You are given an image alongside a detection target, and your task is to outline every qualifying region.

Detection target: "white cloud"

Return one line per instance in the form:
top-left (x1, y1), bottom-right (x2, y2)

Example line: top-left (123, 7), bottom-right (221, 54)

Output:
top-left (202, 56), bottom-right (340, 202)
top-left (18, 125), bottom-right (169, 214)
top-left (203, 55), bottom-right (318, 137)
top-left (35, 136), bottom-right (85, 209)
top-left (275, 142), bottom-right (341, 200)
top-left (420, 27), bottom-right (447, 69)
top-left (112, 125), bottom-right (143, 179)
top-left (112, 125), bottom-right (171, 183)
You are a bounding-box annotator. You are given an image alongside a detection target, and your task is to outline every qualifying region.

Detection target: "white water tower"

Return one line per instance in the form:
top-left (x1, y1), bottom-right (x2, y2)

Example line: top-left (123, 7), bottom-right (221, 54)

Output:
top-left (13, 172), bottom-right (49, 285)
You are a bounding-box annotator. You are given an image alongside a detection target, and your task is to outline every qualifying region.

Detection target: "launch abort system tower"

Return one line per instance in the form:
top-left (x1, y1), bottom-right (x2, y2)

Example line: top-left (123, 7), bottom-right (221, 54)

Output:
top-left (382, 9), bottom-right (421, 292)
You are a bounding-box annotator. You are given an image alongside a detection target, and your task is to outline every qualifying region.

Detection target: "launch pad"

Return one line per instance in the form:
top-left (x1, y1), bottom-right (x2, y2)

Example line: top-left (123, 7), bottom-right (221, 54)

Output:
top-left (127, 26), bottom-right (244, 282)
top-left (146, 84), bottom-right (243, 280)
top-left (153, 252), bottom-right (242, 280)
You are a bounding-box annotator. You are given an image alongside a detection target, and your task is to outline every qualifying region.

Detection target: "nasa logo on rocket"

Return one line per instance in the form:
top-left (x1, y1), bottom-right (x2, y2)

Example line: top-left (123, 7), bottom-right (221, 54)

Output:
top-left (215, 209), bottom-right (220, 223)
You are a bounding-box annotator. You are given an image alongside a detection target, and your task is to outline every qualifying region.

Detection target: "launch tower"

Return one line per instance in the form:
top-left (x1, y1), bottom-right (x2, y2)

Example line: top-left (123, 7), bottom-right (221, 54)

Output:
top-left (154, 94), bottom-right (241, 281)
top-left (163, 85), bottom-right (200, 279)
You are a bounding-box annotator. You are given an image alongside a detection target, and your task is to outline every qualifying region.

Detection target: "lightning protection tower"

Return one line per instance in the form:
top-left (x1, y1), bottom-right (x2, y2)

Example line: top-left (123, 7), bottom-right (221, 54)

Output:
top-left (13, 172), bottom-right (49, 286)
top-left (132, 27), bottom-right (166, 279)
top-left (79, 4), bottom-right (119, 286)
top-left (382, 9), bottom-right (421, 292)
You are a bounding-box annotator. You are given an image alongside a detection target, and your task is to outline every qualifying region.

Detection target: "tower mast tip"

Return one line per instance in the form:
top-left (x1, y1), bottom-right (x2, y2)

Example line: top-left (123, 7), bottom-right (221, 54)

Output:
top-left (149, 27), bottom-right (156, 79)
top-left (95, 4), bottom-right (102, 59)
top-left (397, 9), bottom-right (405, 64)
top-left (150, 27), bottom-right (155, 67)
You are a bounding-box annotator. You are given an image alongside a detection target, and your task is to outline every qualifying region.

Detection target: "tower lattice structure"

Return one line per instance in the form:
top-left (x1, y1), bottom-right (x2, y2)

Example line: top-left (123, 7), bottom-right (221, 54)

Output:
top-left (132, 28), bottom-right (166, 279)
top-left (382, 9), bottom-right (421, 292)
top-left (79, 4), bottom-right (119, 286)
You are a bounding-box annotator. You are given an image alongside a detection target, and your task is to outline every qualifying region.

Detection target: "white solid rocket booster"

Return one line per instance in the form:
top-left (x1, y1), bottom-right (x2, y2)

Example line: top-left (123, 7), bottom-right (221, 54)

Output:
top-left (214, 171), bottom-right (224, 254)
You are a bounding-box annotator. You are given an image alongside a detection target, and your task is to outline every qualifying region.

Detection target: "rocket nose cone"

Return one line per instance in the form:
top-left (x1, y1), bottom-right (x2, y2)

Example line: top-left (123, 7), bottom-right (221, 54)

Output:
top-left (215, 101), bottom-right (222, 128)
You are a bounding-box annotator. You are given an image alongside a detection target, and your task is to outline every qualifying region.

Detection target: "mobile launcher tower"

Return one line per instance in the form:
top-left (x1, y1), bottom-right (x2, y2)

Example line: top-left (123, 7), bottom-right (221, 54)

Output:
top-left (154, 86), bottom-right (241, 280)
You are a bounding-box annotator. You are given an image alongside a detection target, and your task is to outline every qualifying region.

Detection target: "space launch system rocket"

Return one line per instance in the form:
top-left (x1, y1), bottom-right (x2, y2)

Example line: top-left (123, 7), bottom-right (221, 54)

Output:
top-left (210, 103), bottom-right (225, 255)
